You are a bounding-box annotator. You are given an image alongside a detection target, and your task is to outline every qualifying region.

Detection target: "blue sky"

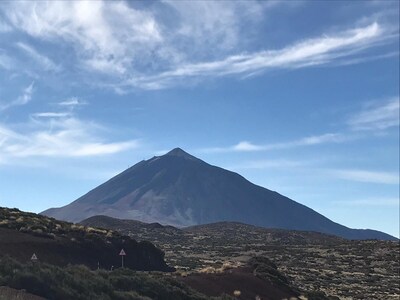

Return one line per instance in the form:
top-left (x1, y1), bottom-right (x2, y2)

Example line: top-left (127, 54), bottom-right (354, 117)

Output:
top-left (0, 0), bottom-right (399, 237)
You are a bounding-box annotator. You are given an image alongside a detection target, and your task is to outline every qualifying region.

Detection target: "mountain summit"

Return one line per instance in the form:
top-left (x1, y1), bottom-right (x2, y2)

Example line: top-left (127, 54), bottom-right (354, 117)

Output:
top-left (164, 147), bottom-right (200, 160)
top-left (42, 148), bottom-right (396, 240)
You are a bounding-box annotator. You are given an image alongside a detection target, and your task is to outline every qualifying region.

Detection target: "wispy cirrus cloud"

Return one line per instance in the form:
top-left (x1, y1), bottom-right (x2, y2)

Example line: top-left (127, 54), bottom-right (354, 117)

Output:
top-left (348, 97), bottom-right (399, 131)
top-left (0, 82), bottom-right (34, 111)
top-left (0, 52), bottom-right (14, 70)
top-left (58, 97), bottom-right (87, 107)
top-left (16, 42), bottom-right (60, 72)
top-left (161, 0), bottom-right (279, 53)
top-left (31, 112), bottom-right (71, 118)
top-left (1, 0), bottom-right (397, 91)
top-left (202, 133), bottom-right (347, 153)
top-left (3, 0), bottom-right (164, 76)
top-left (126, 22), bottom-right (395, 89)
top-left (0, 86), bottom-right (138, 162)
top-left (1, 0), bottom-right (270, 79)
top-left (0, 117), bottom-right (139, 161)
top-left (202, 95), bottom-right (399, 155)
top-left (330, 169), bottom-right (399, 185)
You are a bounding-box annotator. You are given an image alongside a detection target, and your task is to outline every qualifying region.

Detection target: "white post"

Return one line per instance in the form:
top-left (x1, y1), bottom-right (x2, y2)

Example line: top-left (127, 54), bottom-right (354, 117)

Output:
top-left (119, 249), bottom-right (126, 269)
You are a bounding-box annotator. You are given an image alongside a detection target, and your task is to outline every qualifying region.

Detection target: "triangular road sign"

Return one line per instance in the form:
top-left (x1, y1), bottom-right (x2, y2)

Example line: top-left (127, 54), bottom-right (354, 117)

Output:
top-left (119, 249), bottom-right (126, 256)
top-left (31, 253), bottom-right (38, 261)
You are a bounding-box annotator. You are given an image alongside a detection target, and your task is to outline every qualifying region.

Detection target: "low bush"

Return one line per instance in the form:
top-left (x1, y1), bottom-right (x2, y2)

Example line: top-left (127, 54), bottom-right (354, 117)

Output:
top-left (0, 255), bottom-right (226, 300)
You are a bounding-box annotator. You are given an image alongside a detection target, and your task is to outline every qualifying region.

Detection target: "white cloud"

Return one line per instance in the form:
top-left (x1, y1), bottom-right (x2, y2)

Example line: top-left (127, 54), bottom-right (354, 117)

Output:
top-left (123, 22), bottom-right (393, 89)
top-left (202, 133), bottom-right (346, 153)
top-left (299, 133), bottom-right (347, 145)
top-left (0, 82), bottom-right (34, 110)
top-left (1, 1), bottom-right (396, 91)
top-left (17, 42), bottom-right (60, 72)
top-left (31, 112), bottom-right (71, 118)
top-left (331, 169), bottom-right (399, 184)
top-left (162, 0), bottom-right (267, 52)
top-left (207, 96), bottom-right (397, 155)
top-left (58, 97), bottom-right (87, 109)
top-left (0, 116), bottom-right (139, 161)
top-left (233, 141), bottom-right (264, 152)
top-left (15, 82), bottom-right (34, 106)
top-left (348, 97), bottom-right (399, 131)
top-left (5, 0), bottom-right (163, 75)
top-left (59, 98), bottom-right (80, 106)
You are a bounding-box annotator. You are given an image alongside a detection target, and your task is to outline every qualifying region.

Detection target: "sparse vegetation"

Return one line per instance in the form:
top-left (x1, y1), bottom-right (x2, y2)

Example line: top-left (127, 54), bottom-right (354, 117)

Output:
top-left (0, 207), bottom-right (173, 272)
top-left (0, 207), bottom-right (118, 240)
top-left (1, 207), bottom-right (398, 300)
top-left (0, 256), bottom-right (232, 300)
top-left (85, 217), bottom-right (400, 299)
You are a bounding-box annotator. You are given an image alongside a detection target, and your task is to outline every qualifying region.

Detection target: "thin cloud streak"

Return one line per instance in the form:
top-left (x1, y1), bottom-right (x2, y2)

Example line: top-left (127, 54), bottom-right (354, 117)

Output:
top-left (200, 95), bottom-right (399, 155)
top-left (17, 42), bottom-right (60, 72)
top-left (0, 117), bottom-right (139, 160)
top-left (31, 112), bottom-right (71, 118)
top-left (125, 22), bottom-right (394, 89)
top-left (0, 52), bottom-right (15, 70)
top-left (58, 97), bottom-right (87, 107)
top-left (330, 169), bottom-right (399, 184)
top-left (201, 133), bottom-right (347, 153)
top-left (0, 82), bottom-right (34, 111)
top-left (348, 97), bottom-right (400, 131)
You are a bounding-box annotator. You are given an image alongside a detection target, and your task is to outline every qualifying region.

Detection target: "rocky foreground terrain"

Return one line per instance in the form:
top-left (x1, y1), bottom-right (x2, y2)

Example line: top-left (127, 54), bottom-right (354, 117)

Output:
top-left (0, 207), bottom-right (171, 271)
top-left (1, 207), bottom-right (329, 300)
top-left (82, 216), bottom-right (400, 300)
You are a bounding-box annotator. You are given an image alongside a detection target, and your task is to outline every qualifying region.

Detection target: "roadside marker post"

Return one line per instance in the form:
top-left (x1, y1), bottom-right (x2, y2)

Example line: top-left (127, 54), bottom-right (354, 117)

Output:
top-left (119, 249), bottom-right (126, 268)
top-left (31, 253), bottom-right (38, 265)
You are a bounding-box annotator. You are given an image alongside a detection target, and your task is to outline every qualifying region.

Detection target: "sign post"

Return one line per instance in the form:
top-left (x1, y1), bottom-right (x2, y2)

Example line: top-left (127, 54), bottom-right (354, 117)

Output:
top-left (119, 249), bottom-right (126, 268)
top-left (31, 253), bottom-right (38, 264)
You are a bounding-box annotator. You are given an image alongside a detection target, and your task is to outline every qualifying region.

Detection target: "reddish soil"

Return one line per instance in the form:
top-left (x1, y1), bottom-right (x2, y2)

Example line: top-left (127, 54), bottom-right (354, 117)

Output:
top-left (179, 267), bottom-right (300, 300)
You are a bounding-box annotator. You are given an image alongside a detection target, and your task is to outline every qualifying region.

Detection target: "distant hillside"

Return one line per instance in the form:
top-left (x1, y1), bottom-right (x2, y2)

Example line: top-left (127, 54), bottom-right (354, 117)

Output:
top-left (80, 215), bottom-right (183, 246)
top-left (43, 148), bottom-right (396, 241)
top-left (0, 207), bottom-right (172, 272)
top-left (81, 215), bottom-right (180, 235)
top-left (80, 215), bottom-right (343, 249)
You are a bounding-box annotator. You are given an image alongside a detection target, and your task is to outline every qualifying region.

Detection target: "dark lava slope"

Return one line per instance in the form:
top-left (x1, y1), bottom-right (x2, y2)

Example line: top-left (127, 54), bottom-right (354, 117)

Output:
top-left (43, 148), bottom-right (396, 240)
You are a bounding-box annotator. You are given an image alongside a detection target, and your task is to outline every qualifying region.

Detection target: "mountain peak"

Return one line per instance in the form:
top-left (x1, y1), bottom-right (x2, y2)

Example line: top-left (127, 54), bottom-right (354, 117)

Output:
top-left (41, 148), bottom-right (397, 241)
top-left (164, 148), bottom-right (197, 159)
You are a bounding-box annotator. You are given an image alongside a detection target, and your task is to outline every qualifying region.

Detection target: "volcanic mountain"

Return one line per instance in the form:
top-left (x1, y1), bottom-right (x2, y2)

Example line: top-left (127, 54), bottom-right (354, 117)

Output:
top-left (42, 148), bottom-right (395, 240)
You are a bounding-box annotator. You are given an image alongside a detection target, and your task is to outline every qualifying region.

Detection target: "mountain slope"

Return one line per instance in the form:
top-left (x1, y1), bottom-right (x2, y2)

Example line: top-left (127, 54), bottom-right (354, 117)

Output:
top-left (42, 148), bottom-right (396, 240)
